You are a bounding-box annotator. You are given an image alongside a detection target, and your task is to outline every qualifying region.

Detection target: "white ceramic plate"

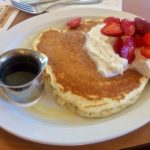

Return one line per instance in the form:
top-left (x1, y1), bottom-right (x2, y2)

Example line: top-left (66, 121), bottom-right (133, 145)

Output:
top-left (0, 7), bottom-right (150, 146)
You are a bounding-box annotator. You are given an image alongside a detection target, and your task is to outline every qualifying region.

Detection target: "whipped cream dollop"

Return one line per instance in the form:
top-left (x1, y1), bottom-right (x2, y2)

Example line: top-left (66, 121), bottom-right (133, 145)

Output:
top-left (85, 24), bottom-right (128, 78)
top-left (131, 49), bottom-right (150, 77)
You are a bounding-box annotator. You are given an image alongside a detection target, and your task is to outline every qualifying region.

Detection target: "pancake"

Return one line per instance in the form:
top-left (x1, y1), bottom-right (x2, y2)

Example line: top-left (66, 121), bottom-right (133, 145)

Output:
top-left (33, 19), bottom-right (149, 118)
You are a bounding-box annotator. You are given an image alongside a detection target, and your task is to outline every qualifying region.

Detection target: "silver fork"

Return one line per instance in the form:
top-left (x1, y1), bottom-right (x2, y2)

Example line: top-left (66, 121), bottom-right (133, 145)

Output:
top-left (10, 0), bottom-right (103, 14)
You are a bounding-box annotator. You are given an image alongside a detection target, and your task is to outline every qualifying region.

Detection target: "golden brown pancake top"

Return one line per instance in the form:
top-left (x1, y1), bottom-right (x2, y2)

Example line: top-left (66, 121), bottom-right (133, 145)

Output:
top-left (36, 20), bottom-right (143, 100)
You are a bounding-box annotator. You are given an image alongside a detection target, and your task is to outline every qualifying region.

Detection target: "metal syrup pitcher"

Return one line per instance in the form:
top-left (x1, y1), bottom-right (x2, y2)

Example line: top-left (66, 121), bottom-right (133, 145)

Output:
top-left (0, 48), bottom-right (48, 106)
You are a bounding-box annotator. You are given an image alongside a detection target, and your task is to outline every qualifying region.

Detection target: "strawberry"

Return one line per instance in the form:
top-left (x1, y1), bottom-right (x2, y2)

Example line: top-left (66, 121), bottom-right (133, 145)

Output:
top-left (120, 37), bottom-right (136, 63)
top-left (67, 18), bottom-right (82, 29)
top-left (113, 37), bottom-right (123, 54)
top-left (134, 34), bottom-right (143, 47)
top-left (121, 19), bottom-right (135, 36)
top-left (140, 47), bottom-right (150, 58)
top-left (101, 22), bottom-right (123, 36)
top-left (142, 33), bottom-right (150, 47)
top-left (104, 17), bottom-right (120, 24)
top-left (134, 17), bottom-right (150, 35)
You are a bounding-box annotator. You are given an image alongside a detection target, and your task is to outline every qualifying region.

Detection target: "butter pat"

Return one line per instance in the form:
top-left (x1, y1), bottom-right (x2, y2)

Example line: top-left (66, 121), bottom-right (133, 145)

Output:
top-left (85, 24), bottom-right (128, 78)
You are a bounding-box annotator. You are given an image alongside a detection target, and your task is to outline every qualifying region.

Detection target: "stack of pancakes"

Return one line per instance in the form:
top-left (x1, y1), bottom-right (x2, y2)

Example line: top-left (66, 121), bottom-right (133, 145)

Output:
top-left (33, 19), bottom-right (148, 118)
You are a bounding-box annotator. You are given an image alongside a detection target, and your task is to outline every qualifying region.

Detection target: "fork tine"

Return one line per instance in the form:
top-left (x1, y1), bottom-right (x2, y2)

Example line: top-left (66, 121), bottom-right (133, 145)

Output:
top-left (11, 0), bottom-right (36, 13)
top-left (11, 1), bottom-right (33, 9)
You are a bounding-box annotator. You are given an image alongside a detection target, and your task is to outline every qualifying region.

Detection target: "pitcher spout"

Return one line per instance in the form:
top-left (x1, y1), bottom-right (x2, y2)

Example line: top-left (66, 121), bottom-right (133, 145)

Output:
top-left (37, 51), bottom-right (48, 73)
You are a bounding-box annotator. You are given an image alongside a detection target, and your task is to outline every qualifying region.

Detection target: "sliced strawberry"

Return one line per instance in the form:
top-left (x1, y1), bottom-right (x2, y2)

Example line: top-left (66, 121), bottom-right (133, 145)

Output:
top-left (134, 34), bottom-right (143, 47)
top-left (141, 47), bottom-right (150, 58)
top-left (134, 17), bottom-right (150, 35)
top-left (104, 17), bottom-right (120, 24)
top-left (113, 37), bottom-right (123, 54)
top-left (142, 33), bottom-right (150, 47)
top-left (121, 19), bottom-right (135, 36)
top-left (120, 37), bottom-right (136, 63)
top-left (67, 17), bottom-right (82, 29)
top-left (101, 22), bottom-right (123, 36)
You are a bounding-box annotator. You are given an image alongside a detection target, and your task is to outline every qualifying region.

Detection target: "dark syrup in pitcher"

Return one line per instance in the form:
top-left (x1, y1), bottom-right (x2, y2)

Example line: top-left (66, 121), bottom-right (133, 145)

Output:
top-left (0, 55), bottom-right (40, 86)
